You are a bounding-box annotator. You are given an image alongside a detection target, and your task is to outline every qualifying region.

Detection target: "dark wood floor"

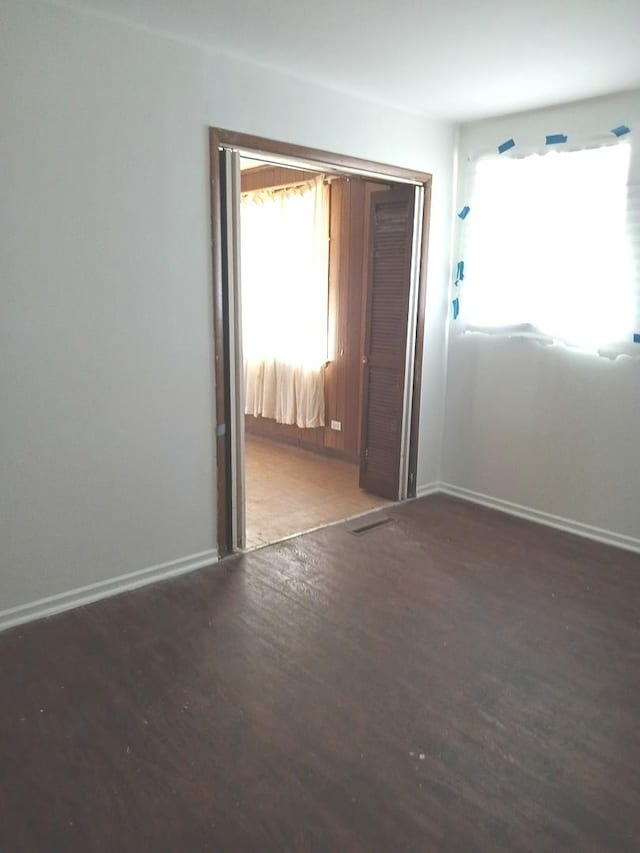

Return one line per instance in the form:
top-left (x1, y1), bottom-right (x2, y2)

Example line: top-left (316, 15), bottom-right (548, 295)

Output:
top-left (1, 495), bottom-right (639, 852)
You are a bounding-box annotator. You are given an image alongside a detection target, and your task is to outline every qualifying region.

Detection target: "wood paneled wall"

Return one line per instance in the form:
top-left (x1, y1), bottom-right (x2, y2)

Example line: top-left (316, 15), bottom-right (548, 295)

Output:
top-left (241, 164), bottom-right (388, 463)
top-left (240, 164), bottom-right (318, 193)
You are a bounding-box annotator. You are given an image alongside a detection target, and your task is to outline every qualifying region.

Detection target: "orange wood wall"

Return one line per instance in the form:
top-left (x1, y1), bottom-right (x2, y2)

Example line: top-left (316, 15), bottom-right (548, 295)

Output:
top-left (241, 165), bottom-right (386, 463)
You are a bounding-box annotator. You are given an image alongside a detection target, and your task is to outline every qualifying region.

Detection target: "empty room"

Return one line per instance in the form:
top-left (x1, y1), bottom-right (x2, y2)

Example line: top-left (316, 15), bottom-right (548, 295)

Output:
top-left (1, 0), bottom-right (639, 850)
top-left (238, 155), bottom-right (398, 549)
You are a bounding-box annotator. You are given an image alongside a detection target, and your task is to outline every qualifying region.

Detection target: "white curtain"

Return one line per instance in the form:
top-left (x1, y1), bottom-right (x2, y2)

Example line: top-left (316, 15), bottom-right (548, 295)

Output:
top-left (461, 143), bottom-right (634, 349)
top-left (240, 176), bottom-right (330, 428)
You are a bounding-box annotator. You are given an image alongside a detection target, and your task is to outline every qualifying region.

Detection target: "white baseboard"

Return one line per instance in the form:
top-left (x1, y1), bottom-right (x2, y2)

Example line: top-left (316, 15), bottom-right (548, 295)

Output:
top-left (415, 481), bottom-right (442, 498)
top-left (4, 482), bottom-right (637, 634)
top-left (0, 549), bottom-right (218, 633)
top-left (438, 483), bottom-right (640, 554)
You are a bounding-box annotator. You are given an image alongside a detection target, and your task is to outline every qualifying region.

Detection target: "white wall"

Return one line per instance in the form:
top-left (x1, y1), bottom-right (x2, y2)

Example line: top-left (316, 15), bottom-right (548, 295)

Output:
top-left (0, 0), bottom-right (455, 619)
top-left (443, 91), bottom-right (640, 544)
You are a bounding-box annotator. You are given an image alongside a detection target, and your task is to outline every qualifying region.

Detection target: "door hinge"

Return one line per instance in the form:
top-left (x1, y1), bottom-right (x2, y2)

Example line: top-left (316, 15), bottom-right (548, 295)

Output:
top-left (365, 447), bottom-right (369, 458)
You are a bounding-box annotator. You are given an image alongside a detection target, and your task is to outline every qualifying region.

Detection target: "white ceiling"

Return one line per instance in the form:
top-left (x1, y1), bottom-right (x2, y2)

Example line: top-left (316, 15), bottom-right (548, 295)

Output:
top-left (58, 0), bottom-right (640, 121)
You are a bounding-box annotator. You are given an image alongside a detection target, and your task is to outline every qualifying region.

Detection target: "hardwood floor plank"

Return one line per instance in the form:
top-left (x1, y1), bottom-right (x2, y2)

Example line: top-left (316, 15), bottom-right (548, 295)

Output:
top-left (1, 495), bottom-right (639, 851)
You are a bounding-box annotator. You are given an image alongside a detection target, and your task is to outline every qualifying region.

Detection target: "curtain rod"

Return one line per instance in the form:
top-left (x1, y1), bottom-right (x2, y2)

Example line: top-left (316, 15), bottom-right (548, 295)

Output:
top-left (241, 175), bottom-right (342, 194)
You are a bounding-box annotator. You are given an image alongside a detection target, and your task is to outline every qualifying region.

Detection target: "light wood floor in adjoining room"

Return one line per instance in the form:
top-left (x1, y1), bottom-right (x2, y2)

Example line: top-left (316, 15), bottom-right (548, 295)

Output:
top-left (244, 434), bottom-right (388, 549)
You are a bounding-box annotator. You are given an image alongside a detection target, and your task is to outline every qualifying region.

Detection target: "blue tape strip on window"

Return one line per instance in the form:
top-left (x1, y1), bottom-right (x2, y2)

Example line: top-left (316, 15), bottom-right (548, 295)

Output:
top-left (611, 125), bottom-right (630, 137)
top-left (498, 138), bottom-right (515, 154)
top-left (458, 205), bottom-right (470, 220)
top-left (455, 260), bottom-right (465, 282)
top-left (634, 333), bottom-right (640, 344)
top-left (545, 134), bottom-right (568, 145)
top-left (452, 298), bottom-right (460, 320)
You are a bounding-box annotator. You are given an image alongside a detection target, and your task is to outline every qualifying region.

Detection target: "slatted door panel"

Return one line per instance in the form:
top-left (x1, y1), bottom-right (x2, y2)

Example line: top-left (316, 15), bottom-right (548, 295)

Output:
top-left (359, 185), bottom-right (415, 499)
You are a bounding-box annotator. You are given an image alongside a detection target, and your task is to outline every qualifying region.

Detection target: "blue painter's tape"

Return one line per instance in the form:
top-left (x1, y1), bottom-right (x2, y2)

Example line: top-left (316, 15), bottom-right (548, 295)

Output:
top-left (456, 260), bottom-right (465, 282)
top-left (633, 333), bottom-right (640, 344)
top-left (458, 205), bottom-right (470, 220)
top-left (612, 125), bottom-right (631, 137)
top-left (498, 138), bottom-right (515, 154)
top-left (452, 298), bottom-right (460, 320)
top-left (546, 133), bottom-right (568, 145)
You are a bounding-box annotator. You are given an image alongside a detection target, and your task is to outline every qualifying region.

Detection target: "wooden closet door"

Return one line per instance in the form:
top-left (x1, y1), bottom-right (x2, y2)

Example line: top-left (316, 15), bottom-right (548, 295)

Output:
top-left (359, 185), bottom-right (416, 500)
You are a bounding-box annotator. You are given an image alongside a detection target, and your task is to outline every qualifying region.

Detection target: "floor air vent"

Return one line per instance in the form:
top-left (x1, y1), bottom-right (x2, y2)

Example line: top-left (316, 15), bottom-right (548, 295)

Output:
top-left (349, 517), bottom-right (394, 536)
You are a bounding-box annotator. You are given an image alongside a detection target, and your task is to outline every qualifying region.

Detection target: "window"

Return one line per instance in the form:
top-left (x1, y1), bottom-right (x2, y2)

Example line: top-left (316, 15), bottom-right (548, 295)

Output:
top-left (461, 143), bottom-right (634, 350)
top-left (240, 176), bottom-right (330, 428)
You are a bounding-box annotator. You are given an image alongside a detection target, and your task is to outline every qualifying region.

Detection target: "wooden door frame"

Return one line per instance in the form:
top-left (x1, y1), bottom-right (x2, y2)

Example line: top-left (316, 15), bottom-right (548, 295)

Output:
top-left (209, 127), bottom-right (432, 557)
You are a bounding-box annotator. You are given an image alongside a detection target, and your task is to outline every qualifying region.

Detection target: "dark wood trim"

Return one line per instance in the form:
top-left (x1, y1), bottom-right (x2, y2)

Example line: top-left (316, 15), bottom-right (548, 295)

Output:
top-left (209, 127), bottom-right (432, 553)
top-left (212, 128), bottom-right (431, 186)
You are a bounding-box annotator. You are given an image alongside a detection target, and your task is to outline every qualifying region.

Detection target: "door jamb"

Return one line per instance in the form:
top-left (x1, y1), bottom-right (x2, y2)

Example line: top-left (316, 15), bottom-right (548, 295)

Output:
top-left (209, 127), bottom-right (432, 557)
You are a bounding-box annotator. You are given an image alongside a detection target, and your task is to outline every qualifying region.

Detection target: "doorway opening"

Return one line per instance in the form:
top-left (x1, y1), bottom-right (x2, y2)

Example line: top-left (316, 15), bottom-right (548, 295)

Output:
top-left (240, 156), bottom-right (389, 547)
top-left (210, 129), bottom-right (432, 556)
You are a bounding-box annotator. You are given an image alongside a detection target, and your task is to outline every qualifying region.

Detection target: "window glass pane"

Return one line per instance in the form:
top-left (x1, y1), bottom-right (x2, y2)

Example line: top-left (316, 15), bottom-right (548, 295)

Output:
top-left (463, 143), bottom-right (632, 348)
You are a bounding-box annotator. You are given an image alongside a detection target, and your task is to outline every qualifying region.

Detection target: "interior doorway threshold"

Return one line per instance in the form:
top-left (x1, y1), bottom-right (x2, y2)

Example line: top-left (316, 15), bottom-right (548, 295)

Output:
top-left (238, 502), bottom-right (392, 555)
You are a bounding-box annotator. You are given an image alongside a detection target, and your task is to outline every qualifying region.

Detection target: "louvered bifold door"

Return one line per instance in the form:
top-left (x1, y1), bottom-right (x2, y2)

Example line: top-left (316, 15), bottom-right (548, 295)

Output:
top-left (359, 185), bottom-right (416, 500)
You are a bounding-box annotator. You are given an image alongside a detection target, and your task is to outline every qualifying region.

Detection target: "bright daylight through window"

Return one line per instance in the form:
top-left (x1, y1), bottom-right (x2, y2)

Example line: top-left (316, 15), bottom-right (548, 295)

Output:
top-left (462, 143), bottom-right (634, 350)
